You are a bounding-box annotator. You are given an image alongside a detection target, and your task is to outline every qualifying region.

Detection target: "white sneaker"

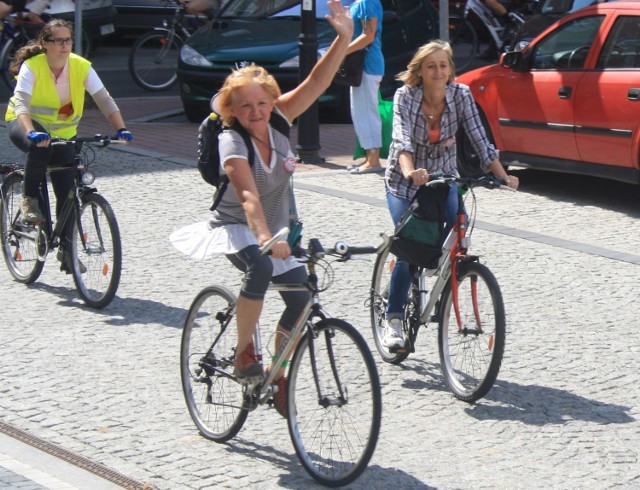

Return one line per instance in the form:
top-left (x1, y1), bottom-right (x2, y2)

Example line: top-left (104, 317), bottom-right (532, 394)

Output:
top-left (382, 317), bottom-right (404, 349)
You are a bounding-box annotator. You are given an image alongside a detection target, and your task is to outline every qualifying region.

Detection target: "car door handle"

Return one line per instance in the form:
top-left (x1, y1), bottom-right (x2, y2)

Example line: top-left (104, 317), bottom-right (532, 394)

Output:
top-left (628, 88), bottom-right (640, 101)
top-left (558, 86), bottom-right (572, 99)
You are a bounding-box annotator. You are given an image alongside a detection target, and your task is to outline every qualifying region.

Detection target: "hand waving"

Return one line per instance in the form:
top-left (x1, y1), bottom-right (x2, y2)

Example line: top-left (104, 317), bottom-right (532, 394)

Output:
top-left (325, 0), bottom-right (354, 40)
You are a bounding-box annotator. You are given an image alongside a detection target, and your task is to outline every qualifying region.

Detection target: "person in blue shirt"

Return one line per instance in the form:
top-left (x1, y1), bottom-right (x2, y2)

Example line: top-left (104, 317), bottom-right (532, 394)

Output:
top-left (346, 0), bottom-right (385, 174)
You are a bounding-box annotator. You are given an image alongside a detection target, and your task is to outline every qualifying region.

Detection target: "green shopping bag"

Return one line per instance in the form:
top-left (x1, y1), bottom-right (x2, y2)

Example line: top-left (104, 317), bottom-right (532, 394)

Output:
top-left (354, 92), bottom-right (393, 160)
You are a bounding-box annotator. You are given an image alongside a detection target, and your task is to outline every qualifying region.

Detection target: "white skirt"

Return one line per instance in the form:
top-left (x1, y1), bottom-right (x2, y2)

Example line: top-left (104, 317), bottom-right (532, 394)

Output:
top-left (169, 221), bottom-right (302, 276)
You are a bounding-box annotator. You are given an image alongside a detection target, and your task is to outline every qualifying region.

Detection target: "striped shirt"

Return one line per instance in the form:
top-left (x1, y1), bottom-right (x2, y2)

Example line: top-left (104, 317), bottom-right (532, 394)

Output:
top-left (384, 82), bottom-right (499, 201)
top-left (211, 120), bottom-right (294, 235)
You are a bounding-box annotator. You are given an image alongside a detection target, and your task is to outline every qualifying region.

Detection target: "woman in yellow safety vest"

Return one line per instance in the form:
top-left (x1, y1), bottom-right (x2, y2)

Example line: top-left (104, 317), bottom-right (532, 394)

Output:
top-left (5, 19), bottom-right (133, 273)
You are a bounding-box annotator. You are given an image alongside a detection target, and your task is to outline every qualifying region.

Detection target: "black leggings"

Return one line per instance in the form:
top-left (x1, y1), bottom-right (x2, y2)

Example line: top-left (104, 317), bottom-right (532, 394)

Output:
top-left (8, 120), bottom-right (75, 229)
top-left (227, 245), bottom-right (310, 331)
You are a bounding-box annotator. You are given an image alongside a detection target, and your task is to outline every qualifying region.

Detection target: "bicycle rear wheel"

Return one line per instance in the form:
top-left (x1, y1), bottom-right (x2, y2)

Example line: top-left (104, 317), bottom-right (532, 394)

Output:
top-left (288, 319), bottom-right (381, 487)
top-left (180, 286), bottom-right (248, 443)
top-left (438, 261), bottom-right (505, 403)
top-left (70, 193), bottom-right (122, 309)
top-left (370, 245), bottom-right (410, 364)
top-left (0, 172), bottom-right (44, 283)
top-left (128, 30), bottom-right (183, 91)
top-left (449, 14), bottom-right (479, 73)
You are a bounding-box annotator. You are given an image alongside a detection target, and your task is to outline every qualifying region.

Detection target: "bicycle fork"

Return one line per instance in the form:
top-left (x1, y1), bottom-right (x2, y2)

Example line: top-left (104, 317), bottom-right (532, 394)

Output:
top-left (450, 210), bottom-right (484, 335)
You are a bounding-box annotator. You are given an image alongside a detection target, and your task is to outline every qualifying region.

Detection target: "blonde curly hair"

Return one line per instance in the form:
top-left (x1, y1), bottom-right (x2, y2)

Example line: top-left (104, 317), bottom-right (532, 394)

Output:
top-left (216, 64), bottom-right (282, 126)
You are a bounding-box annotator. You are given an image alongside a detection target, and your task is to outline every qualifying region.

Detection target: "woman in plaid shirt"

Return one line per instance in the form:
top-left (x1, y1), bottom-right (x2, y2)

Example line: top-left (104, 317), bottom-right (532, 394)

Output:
top-left (381, 40), bottom-right (519, 350)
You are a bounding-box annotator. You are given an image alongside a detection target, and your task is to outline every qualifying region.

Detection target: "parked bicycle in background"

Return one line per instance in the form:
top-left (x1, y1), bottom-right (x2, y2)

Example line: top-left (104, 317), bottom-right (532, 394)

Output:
top-left (448, 0), bottom-right (533, 72)
top-left (0, 13), bottom-right (41, 89)
top-left (128, 0), bottom-right (208, 91)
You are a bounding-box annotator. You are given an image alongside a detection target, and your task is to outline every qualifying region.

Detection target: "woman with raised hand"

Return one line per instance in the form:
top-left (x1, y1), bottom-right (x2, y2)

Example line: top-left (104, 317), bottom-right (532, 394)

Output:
top-left (171, 0), bottom-right (353, 418)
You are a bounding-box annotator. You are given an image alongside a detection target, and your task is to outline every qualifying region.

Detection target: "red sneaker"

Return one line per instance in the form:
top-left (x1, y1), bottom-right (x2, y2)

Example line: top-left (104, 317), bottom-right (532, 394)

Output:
top-left (234, 343), bottom-right (263, 379)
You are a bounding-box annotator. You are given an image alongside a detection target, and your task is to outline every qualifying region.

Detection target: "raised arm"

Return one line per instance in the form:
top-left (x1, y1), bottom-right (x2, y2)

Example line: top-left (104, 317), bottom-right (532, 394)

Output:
top-left (275, 0), bottom-right (354, 121)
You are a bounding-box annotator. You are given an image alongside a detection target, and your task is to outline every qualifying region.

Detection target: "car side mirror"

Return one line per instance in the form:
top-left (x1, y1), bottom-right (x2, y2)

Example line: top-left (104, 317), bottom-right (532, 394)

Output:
top-left (501, 51), bottom-right (522, 69)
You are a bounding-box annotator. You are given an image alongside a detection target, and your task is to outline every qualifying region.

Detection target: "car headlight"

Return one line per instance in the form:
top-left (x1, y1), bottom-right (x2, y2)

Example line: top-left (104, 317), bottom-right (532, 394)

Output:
top-left (279, 47), bottom-right (328, 68)
top-left (180, 45), bottom-right (213, 67)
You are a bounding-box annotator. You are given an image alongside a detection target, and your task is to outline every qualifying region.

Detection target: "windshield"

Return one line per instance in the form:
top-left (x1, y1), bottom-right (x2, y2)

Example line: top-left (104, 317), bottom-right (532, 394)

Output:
top-left (275, 0), bottom-right (354, 18)
top-left (218, 0), bottom-right (301, 18)
top-left (218, 0), bottom-right (354, 19)
top-left (540, 0), bottom-right (607, 15)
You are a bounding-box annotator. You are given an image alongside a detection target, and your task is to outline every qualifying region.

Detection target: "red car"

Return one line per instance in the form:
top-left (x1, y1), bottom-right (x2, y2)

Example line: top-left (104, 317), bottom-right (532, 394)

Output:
top-left (455, 1), bottom-right (640, 184)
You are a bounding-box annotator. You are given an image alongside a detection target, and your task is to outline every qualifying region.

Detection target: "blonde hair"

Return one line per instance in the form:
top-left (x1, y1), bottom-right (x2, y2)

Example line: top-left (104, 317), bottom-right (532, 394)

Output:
top-left (396, 40), bottom-right (456, 87)
top-left (217, 64), bottom-right (282, 126)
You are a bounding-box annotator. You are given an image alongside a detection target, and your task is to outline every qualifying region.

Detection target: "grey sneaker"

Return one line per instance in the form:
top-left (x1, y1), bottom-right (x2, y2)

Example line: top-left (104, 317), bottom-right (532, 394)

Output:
top-left (20, 196), bottom-right (43, 224)
top-left (382, 317), bottom-right (404, 349)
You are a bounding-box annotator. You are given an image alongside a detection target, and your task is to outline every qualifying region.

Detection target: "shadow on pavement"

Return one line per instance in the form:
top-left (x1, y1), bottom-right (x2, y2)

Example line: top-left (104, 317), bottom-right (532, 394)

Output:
top-left (510, 168), bottom-right (640, 218)
top-left (224, 437), bottom-right (436, 489)
top-left (28, 282), bottom-right (187, 329)
top-left (465, 379), bottom-right (635, 425)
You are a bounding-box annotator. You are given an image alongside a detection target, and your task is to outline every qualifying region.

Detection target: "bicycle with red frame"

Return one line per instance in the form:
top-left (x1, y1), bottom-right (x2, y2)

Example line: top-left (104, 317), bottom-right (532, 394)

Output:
top-left (370, 173), bottom-right (514, 402)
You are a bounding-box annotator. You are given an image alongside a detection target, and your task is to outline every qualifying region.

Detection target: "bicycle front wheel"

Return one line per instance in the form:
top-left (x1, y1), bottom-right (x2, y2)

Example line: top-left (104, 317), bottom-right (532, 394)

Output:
top-left (0, 172), bottom-right (44, 283)
top-left (288, 319), bottom-right (381, 487)
top-left (448, 14), bottom-right (479, 73)
top-left (70, 193), bottom-right (122, 309)
top-left (128, 30), bottom-right (183, 91)
top-left (180, 286), bottom-right (248, 443)
top-left (438, 261), bottom-right (505, 403)
top-left (370, 245), bottom-right (409, 364)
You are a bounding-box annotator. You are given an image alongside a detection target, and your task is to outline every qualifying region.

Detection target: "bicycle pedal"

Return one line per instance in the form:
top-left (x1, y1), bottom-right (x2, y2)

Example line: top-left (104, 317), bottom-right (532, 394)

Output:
top-left (389, 345), bottom-right (409, 354)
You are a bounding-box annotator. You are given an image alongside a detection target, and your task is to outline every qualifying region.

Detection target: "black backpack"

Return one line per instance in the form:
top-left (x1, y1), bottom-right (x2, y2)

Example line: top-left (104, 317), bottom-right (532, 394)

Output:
top-left (389, 185), bottom-right (449, 269)
top-left (197, 105), bottom-right (290, 210)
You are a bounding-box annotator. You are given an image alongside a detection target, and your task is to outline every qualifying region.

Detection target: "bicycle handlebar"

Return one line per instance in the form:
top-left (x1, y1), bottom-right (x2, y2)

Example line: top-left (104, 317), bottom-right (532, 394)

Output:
top-left (259, 227), bottom-right (382, 259)
top-left (327, 242), bottom-right (379, 257)
top-left (407, 173), bottom-right (516, 192)
top-left (50, 134), bottom-right (128, 147)
top-left (259, 227), bottom-right (290, 255)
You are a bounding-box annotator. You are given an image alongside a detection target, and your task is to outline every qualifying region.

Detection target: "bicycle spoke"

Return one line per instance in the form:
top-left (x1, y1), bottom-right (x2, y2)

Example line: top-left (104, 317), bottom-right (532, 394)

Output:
top-left (1, 173), bottom-right (44, 283)
top-left (71, 194), bottom-right (122, 308)
top-left (439, 262), bottom-right (505, 403)
top-left (288, 319), bottom-right (381, 487)
top-left (180, 286), bottom-right (248, 442)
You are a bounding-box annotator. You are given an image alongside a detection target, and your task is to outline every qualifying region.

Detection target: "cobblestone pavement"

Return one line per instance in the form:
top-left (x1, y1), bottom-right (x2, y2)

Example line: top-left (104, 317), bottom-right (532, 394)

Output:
top-left (1, 99), bottom-right (640, 489)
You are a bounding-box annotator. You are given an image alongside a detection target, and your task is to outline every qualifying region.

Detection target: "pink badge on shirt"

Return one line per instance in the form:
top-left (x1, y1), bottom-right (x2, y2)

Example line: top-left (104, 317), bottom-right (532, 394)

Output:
top-left (283, 155), bottom-right (296, 173)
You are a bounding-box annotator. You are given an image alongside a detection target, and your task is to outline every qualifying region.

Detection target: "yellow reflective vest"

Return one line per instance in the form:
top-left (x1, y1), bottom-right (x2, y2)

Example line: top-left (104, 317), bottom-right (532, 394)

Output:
top-left (5, 53), bottom-right (91, 139)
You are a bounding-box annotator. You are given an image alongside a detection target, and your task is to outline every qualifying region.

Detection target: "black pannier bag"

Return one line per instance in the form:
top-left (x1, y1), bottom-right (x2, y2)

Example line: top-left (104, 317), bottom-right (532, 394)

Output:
top-left (389, 185), bottom-right (449, 269)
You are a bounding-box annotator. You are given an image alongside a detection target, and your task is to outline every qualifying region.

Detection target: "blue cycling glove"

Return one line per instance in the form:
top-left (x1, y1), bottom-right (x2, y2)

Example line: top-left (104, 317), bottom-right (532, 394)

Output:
top-left (115, 128), bottom-right (133, 142)
top-left (27, 131), bottom-right (50, 143)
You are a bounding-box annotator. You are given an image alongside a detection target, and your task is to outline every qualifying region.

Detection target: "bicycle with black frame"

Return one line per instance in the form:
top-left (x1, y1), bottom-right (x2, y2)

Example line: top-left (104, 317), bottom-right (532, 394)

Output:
top-left (0, 134), bottom-right (124, 309)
